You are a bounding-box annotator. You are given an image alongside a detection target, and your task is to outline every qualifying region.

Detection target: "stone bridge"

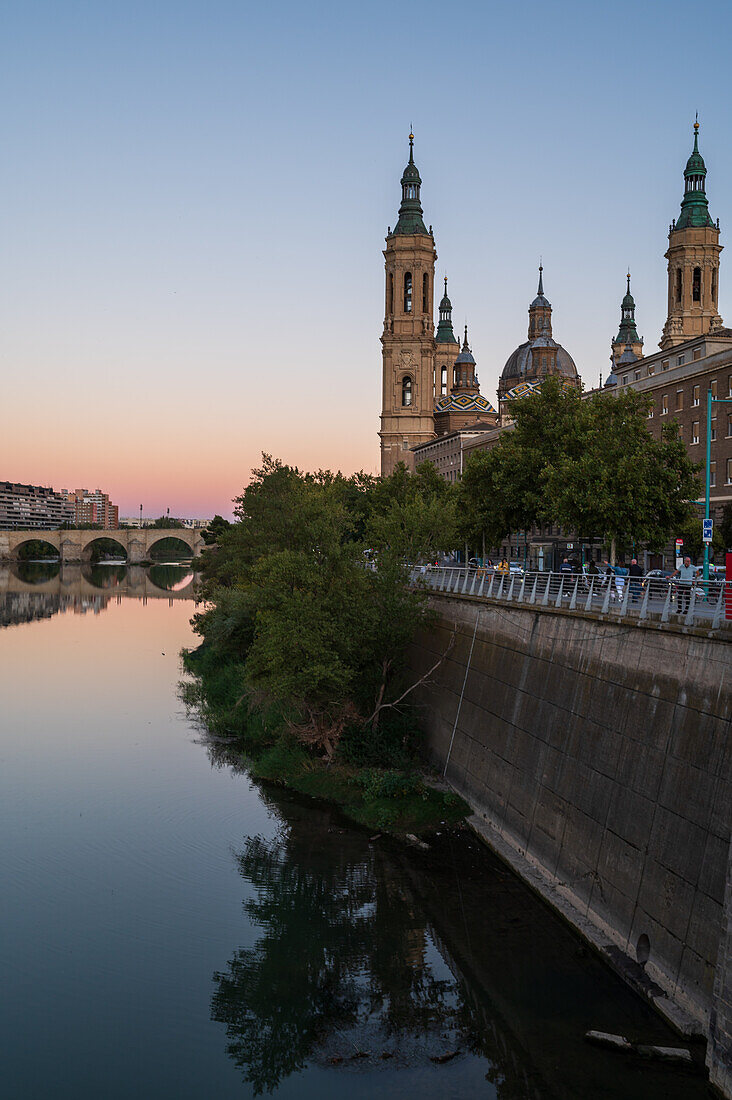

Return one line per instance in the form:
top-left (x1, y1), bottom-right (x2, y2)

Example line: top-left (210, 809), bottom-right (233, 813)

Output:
top-left (0, 528), bottom-right (206, 563)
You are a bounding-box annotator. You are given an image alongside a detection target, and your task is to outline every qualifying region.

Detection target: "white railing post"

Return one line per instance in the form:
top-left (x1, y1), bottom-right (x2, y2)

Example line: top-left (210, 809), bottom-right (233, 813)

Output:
top-left (568, 577), bottom-right (579, 610)
top-left (712, 583), bottom-right (725, 629)
top-left (518, 575), bottom-right (526, 602)
top-left (506, 576), bottom-right (515, 601)
top-left (529, 574), bottom-right (538, 605)
top-left (639, 579), bottom-right (651, 621)
top-left (584, 577), bottom-right (595, 612)
top-left (554, 575), bottom-right (564, 608)
top-left (660, 582), bottom-right (672, 623)
top-left (619, 577), bottom-right (631, 617)
top-left (487, 574), bottom-right (495, 598)
top-left (542, 574), bottom-right (551, 606)
top-left (601, 576), bottom-right (612, 615)
top-left (685, 584), bottom-right (698, 628)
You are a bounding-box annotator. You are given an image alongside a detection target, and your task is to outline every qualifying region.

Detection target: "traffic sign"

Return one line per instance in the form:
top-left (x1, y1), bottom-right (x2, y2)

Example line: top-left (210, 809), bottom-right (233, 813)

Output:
top-left (703, 519), bottom-right (714, 543)
top-left (675, 538), bottom-right (683, 548)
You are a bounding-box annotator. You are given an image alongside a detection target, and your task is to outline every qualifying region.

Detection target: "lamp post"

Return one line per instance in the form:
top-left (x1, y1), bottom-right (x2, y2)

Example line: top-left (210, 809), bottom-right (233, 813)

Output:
top-left (704, 389), bottom-right (732, 581)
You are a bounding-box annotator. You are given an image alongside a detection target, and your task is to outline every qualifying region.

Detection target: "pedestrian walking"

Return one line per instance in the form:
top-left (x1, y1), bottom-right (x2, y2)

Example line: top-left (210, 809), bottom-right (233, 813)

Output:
top-left (614, 561), bottom-right (628, 600)
top-left (628, 558), bottom-right (643, 603)
top-left (674, 556), bottom-right (697, 615)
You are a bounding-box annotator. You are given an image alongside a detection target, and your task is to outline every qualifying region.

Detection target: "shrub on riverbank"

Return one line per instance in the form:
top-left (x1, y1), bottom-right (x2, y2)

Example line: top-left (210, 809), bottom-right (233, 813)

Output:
top-left (181, 454), bottom-right (466, 834)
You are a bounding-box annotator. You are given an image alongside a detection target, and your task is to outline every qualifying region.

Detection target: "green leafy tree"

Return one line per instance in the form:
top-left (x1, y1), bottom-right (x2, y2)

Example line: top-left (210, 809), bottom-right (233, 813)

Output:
top-left (458, 378), bottom-right (701, 564)
top-left (191, 455), bottom-right (452, 760)
top-left (545, 395), bottom-right (701, 562)
top-left (678, 514), bottom-right (725, 562)
top-left (150, 515), bottom-right (184, 528)
top-left (200, 514), bottom-right (231, 545)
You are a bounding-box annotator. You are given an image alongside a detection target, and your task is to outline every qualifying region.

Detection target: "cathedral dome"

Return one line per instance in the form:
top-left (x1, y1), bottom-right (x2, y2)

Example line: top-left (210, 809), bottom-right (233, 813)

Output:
top-left (501, 341), bottom-right (578, 381)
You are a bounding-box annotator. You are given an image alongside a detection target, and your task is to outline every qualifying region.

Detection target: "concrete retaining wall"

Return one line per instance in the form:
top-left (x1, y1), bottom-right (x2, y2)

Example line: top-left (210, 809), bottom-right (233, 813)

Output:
top-left (411, 594), bottom-right (731, 1090)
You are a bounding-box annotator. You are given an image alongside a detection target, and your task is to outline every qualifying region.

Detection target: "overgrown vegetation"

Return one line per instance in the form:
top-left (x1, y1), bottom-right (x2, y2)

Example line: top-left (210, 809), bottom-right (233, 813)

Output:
top-left (182, 455), bottom-right (465, 834)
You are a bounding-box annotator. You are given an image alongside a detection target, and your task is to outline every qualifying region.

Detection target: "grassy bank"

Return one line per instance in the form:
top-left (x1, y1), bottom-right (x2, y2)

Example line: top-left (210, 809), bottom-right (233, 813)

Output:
top-left (181, 644), bottom-right (468, 836)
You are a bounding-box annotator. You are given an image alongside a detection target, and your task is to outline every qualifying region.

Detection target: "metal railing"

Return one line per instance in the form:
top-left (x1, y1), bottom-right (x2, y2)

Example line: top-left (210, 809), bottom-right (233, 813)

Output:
top-left (411, 567), bottom-right (732, 631)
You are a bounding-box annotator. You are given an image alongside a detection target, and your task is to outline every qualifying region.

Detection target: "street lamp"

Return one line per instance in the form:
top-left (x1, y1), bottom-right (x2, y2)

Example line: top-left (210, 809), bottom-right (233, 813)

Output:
top-left (704, 388), bottom-right (732, 581)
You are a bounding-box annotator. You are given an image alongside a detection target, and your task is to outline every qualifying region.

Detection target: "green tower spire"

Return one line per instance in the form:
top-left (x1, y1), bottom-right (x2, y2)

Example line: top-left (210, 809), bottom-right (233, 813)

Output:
top-left (435, 276), bottom-right (456, 343)
top-left (675, 118), bottom-right (715, 230)
top-left (614, 272), bottom-right (641, 345)
top-left (392, 131), bottom-right (428, 236)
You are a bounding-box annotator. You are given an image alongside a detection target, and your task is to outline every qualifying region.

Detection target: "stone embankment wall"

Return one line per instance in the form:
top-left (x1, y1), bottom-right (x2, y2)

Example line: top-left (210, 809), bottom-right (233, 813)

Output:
top-left (410, 594), bottom-right (731, 1092)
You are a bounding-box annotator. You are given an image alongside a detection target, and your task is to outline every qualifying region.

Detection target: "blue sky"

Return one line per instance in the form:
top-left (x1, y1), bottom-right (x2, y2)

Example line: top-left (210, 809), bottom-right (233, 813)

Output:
top-left (1, 0), bottom-right (730, 515)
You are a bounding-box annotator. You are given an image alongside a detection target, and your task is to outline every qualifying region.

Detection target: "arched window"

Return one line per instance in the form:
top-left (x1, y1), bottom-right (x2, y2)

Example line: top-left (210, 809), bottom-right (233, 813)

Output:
top-left (404, 272), bottom-right (412, 313)
top-left (676, 268), bottom-right (682, 304)
top-left (401, 376), bottom-right (412, 407)
top-left (712, 269), bottom-right (717, 303)
top-left (693, 267), bottom-right (701, 302)
top-left (441, 366), bottom-right (447, 395)
top-left (387, 273), bottom-right (394, 314)
top-left (422, 273), bottom-right (429, 312)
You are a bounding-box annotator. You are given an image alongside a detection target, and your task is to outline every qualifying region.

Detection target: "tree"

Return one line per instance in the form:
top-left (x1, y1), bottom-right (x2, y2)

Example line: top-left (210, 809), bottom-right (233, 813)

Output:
top-left (457, 377), bottom-right (586, 549)
top-left (545, 393), bottom-right (701, 562)
top-left (678, 514), bottom-right (725, 562)
top-left (192, 455), bottom-right (452, 761)
top-left (150, 515), bottom-right (184, 528)
top-left (457, 378), bottom-right (701, 564)
top-left (200, 514), bottom-right (231, 545)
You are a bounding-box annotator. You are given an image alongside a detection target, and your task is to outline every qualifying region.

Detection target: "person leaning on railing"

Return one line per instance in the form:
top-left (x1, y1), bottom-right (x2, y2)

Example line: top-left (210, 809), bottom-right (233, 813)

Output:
top-left (495, 558), bottom-right (509, 576)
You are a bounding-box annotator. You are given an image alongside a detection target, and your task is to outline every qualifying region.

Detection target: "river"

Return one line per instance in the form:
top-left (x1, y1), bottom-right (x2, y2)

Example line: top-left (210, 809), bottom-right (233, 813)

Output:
top-left (0, 563), bottom-right (712, 1098)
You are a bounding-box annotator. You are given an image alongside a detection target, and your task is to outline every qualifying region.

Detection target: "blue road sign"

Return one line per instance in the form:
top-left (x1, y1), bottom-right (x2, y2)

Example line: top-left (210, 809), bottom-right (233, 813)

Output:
top-left (703, 518), bottom-right (714, 543)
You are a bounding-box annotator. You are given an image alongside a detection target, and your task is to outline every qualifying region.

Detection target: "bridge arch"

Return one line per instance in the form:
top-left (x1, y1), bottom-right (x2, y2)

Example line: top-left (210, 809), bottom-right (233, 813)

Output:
top-left (13, 536), bottom-right (61, 561)
top-left (146, 535), bottom-right (195, 561)
top-left (81, 536), bottom-right (128, 562)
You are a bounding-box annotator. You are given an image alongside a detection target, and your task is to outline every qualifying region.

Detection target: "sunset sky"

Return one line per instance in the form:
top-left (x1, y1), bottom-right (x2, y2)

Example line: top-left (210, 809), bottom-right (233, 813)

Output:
top-left (2, 0), bottom-right (731, 518)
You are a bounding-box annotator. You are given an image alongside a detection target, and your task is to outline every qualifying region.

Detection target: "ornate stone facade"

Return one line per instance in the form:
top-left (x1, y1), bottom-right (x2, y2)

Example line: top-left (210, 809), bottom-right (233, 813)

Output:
top-left (660, 121), bottom-right (724, 349)
top-left (379, 136), bottom-right (496, 475)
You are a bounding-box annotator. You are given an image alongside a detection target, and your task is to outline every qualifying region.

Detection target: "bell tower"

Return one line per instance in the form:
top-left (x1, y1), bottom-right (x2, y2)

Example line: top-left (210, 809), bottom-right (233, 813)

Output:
top-left (379, 133), bottom-right (437, 476)
top-left (660, 120), bottom-right (723, 349)
top-left (611, 273), bottom-right (644, 367)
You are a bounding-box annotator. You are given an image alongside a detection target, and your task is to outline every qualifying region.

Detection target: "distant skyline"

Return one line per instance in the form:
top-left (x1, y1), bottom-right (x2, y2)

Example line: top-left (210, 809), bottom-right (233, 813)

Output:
top-left (2, 1), bottom-right (731, 517)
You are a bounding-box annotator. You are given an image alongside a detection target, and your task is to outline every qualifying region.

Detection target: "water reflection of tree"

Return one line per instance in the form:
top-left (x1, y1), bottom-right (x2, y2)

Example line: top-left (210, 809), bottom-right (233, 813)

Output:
top-left (147, 563), bottom-right (194, 591)
top-left (210, 794), bottom-right (479, 1096)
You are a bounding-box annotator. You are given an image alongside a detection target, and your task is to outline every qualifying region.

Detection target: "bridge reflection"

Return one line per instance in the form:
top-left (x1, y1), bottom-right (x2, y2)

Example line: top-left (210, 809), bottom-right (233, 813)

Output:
top-left (0, 563), bottom-right (197, 627)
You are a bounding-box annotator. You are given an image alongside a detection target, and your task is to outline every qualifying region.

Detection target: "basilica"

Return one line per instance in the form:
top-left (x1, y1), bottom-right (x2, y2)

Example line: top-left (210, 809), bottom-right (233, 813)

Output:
top-left (378, 133), bottom-right (581, 476)
top-left (379, 125), bottom-right (732, 523)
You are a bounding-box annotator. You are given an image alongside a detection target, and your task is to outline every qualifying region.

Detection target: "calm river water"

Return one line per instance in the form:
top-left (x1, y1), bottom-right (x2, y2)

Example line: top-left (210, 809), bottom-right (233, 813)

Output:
top-left (0, 563), bottom-right (712, 1098)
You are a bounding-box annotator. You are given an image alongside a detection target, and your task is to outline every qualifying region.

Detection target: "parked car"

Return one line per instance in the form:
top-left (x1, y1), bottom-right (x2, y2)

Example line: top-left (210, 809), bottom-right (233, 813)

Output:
top-left (642, 569), bottom-right (675, 599)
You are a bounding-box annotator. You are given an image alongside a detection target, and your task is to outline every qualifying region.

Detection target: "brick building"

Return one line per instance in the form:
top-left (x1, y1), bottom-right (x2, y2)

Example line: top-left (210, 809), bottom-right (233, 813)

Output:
top-left (64, 488), bottom-right (119, 529)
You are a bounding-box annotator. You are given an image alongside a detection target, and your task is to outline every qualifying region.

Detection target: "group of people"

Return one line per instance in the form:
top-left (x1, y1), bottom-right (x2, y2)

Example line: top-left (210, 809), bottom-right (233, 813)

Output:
top-left (559, 557), bottom-right (645, 602)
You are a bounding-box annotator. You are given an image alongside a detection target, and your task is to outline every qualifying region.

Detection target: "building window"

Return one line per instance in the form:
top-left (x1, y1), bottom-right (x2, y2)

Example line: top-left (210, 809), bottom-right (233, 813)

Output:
top-left (727, 414), bottom-right (732, 438)
top-left (693, 346), bottom-right (702, 361)
top-left (711, 379), bottom-right (718, 398)
top-left (403, 272), bottom-right (412, 313)
top-left (726, 458), bottom-right (732, 485)
top-left (712, 269), bottom-right (718, 303)
top-left (441, 366), bottom-right (447, 395)
top-left (647, 363), bottom-right (655, 376)
top-left (677, 354), bottom-right (685, 366)
top-left (401, 376), bottom-right (412, 407)
top-left (711, 417), bottom-right (717, 441)
top-left (692, 384), bottom-right (700, 406)
top-left (675, 269), bottom-right (682, 303)
top-left (634, 370), bottom-right (641, 381)
top-left (622, 375), bottom-right (628, 386)
top-left (402, 439), bottom-right (409, 451)
top-left (422, 273), bottom-right (429, 313)
top-left (647, 406), bottom-right (654, 419)
top-left (675, 389), bottom-right (684, 411)
top-left (677, 424), bottom-right (683, 440)
top-left (388, 273), bottom-right (394, 314)
top-left (728, 375), bottom-right (732, 397)
top-left (691, 421), bottom-right (699, 444)
top-left (693, 266), bottom-right (701, 302)
top-left (662, 359), bottom-right (669, 371)
top-left (661, 394), bottom-right (669, 415)
top-left (710, 461), bottom-right (716, 487)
